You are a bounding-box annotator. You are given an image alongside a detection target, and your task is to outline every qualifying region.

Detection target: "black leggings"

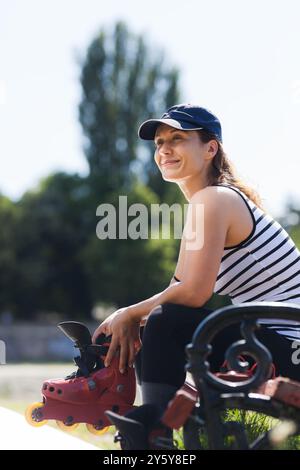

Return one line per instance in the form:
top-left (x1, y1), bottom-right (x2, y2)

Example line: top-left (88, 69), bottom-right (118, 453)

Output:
top-left (134, 303), bottom-right (300, 388)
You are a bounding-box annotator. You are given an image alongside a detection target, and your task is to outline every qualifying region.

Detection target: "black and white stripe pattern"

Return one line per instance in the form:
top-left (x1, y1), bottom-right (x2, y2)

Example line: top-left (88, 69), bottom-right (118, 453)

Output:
top-left (213, 184), bottom-right (300, 341)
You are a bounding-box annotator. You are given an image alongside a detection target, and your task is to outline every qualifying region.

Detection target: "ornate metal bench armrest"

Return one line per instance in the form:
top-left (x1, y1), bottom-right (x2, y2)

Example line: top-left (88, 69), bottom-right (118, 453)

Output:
top-left (185, 302), bottom-right (300, 394)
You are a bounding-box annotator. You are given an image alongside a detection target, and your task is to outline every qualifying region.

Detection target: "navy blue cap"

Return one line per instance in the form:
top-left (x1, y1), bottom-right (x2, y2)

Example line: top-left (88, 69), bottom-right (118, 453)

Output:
top-left (138, 104), bottom-right (222, 143)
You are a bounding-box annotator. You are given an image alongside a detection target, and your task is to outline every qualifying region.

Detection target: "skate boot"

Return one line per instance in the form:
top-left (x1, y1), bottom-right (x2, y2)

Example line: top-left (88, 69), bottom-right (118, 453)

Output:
top-left (106, 404), bottom-right (175, 450)
top-left (25, 321), bottom-right (136, 434)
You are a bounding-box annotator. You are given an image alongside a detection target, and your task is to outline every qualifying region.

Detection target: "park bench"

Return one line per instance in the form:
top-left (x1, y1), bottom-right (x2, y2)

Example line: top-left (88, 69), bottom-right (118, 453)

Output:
top-left (161, 302), bottom-right (300, 450)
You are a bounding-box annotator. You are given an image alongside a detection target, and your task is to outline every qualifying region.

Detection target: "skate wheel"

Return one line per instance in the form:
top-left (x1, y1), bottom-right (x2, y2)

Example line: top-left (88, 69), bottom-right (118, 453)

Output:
top-left (56, 420), bottom-right (79, 432)
top-left (25, 402), bottom-right (48, 427)
top-left (86, 423), bottom-right (110, 435)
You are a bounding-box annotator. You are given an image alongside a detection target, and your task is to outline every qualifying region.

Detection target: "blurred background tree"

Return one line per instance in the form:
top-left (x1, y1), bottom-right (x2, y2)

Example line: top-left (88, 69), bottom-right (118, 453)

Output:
top-left (11, 172), bottom-right (93, 319)
top-left (79, 21), bottom-right (181, 201)
top-left (0, 194), bottom-right (18, 315)
top-left (76, 21), bottom-right (184, 318)
top-left (0, 21), bottom-right (184, 321)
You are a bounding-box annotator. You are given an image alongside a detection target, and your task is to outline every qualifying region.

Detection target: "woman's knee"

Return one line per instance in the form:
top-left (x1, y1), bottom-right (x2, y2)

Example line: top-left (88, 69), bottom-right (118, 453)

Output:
top-left (143, 305), bottom-right (167, 340)
top-left (143, 303), bottom-right (209, 346)
top-left (144, 303), bottom-right (184, 337)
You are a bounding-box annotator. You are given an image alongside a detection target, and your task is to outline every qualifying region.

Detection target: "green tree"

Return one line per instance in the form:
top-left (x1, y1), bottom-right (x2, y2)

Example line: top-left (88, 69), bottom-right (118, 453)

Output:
top-left (75, 21), bottom-right (183, 315)
top-left (0, 21), bottom-right (183, 321)
top-left (81, 182), bottom-right (178, 309)
top-left (278, 198), bottom-right (300, 248)
top-left (79, 21), bottom-right (180, 199)
top-left (12, 172), bottom-right (93, 319)
top-left (0, 195), bottom-right (18, 314)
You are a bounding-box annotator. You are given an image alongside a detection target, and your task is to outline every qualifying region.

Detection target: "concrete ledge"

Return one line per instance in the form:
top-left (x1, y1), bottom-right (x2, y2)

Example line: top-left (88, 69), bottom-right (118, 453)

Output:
top-left (0, 407), bottom-right (98, 450)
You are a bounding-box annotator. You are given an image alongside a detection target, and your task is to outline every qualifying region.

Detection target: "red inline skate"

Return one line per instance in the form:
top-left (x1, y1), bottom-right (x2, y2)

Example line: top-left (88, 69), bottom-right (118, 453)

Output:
top-left (25, 321), bottom-right (136, 435)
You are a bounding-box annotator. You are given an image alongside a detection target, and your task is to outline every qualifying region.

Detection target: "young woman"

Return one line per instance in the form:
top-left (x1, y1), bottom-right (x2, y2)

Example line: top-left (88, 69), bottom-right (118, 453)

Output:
top-left (92, 104), bottom-right (300, 449)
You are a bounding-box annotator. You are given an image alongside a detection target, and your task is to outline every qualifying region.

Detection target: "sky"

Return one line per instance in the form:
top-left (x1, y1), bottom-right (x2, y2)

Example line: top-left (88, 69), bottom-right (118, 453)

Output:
top-left (1, 0), bottom-right (300, 217)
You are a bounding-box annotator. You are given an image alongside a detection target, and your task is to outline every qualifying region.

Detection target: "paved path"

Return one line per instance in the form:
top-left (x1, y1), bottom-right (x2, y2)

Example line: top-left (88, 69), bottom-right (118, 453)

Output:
top-left (0, 407), bottom-right (98, 450)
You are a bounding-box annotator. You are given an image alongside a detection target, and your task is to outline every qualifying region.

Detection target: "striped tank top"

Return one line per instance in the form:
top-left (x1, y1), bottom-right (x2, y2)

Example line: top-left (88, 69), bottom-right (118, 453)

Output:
top-left (213, 184), bottom-right (300, 341)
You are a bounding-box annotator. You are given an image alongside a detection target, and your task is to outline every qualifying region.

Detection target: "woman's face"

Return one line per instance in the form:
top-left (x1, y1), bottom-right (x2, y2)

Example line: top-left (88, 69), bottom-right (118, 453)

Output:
top-left (153, 124), bottom-right (214, 184)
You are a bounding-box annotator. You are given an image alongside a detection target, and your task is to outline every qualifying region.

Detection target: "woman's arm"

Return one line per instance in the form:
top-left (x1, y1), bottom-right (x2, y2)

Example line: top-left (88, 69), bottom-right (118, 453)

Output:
top-left (128, 280), bottom-right (208, 321)
top-left (128, 186), bottom-right (231, 320)
top-left (94, 186), bottom-right (232, 372)
top-left (138, 275), bottom-right (180, 326)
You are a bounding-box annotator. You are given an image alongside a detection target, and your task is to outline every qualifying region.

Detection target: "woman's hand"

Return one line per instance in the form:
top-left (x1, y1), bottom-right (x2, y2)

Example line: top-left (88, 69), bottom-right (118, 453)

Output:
top-left (92, 307), bottom-right (142, 374)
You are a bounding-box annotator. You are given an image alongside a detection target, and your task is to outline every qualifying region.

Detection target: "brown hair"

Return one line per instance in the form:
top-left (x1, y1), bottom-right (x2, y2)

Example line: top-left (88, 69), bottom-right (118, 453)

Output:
top-left (197, 130), bottom-right (264, 210)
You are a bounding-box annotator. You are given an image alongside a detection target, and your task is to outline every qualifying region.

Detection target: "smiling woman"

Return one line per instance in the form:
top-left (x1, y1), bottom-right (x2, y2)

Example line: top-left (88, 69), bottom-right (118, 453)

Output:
top-left (154, 127), bottom-right (212, 198)
top-left (92, 103), bottom-right (300, 450)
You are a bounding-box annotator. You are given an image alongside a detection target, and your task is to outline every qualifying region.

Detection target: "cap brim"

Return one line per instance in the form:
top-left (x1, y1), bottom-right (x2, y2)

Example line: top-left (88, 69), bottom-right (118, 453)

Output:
top-left (138, 118), bottom-right (203, 140)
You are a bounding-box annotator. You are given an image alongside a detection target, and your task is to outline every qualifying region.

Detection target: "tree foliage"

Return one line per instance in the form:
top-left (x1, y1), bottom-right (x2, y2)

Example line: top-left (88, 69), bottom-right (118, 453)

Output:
top-left (79, 21), bottom-right (180, 199)
top-left (10, 173), bottom-right (93, 318)
top-left (0, 22), bottom-right (184, 320)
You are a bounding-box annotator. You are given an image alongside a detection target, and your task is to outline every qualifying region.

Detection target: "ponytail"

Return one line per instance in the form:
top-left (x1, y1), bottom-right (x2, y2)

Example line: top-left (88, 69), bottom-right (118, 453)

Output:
top-left (197, 130), bottom-right (264, 210)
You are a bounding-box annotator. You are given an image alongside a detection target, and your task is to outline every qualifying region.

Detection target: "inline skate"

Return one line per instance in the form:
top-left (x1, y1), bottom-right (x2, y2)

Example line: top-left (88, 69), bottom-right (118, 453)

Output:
top-left (25, 321), bottom-right (136, 435)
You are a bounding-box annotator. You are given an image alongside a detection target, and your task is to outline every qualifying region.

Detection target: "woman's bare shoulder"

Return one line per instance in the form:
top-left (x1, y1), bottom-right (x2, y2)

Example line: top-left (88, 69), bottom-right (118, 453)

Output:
top-left (189, 185), bottom-right (237, 208)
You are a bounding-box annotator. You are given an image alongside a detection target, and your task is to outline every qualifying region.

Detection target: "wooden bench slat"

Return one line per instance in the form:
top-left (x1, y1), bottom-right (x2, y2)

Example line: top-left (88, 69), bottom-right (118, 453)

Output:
top-left (162, 374), bottom-right (300, 430)
top-left (257, 377), bottom-right (300, 409)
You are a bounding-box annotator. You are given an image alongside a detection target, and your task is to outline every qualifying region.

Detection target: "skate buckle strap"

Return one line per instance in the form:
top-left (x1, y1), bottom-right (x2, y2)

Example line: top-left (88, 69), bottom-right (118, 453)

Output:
top-left (74, 355), bottom-right (90, 377)
top-left (86, 344), bottom-right (110, 357)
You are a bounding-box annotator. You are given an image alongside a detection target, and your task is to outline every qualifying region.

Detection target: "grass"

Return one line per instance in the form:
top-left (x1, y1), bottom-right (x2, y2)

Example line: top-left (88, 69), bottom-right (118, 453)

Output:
top-left (181, 409), bottom-right (300, 450)
top-left (224, 409), bottom-right (300, 450)
top-left (160, 409), bottom-right (300, 450)
top-left (225, 408), bottom-right (274, 444)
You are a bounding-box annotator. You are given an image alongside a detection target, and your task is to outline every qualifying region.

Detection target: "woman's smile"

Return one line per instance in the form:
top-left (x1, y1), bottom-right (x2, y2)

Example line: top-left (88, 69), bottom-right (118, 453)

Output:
top-left (161, 159), bottom-right (181, 167)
